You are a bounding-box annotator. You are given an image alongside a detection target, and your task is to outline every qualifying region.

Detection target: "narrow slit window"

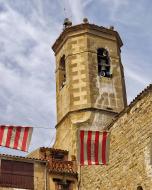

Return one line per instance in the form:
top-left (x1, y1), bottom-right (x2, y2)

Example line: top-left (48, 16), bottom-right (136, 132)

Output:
top-left (59, 55), bottom-right (66, 89)
top-left (97, 48), bottom-right (111, 77)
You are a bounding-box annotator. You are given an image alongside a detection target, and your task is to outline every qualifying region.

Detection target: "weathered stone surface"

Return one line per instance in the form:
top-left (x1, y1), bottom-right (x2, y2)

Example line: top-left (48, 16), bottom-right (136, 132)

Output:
top-left (53, 25), bottom-right (127, 162)
top-left (51, 23), bottom-right (152, 190)
top-left (54, 25), bottom-right (127, 124)
top-left (80, 91), bottom-right (152, 190)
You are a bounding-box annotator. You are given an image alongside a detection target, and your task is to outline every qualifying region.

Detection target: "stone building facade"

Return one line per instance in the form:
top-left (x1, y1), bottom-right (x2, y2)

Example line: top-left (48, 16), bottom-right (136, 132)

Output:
top-left (28, 147), bottom-right (77, 190)
top-left (52, 20), bottom-right (152, 190)
top-left (80, 84), bottom-right (152, 190)
top-left (0, 147), bottom-right (77, 190)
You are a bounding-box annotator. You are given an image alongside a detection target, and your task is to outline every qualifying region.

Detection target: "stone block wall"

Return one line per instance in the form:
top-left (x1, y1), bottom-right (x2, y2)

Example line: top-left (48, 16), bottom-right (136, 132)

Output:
top-left (54, 25), bottom-right (127, 158)
top-left (34, 162), bottom-right (46, 190)
top-left (54, 109), bottom-right (116, 158)
top-left (87, 34), bottom-right (126, 113)
top-left (80, 90), bottom-right (152, 190)
top-left (56, 34), bottom-right (90, 122)
top-left (55, 26), bottom-right (127, 123)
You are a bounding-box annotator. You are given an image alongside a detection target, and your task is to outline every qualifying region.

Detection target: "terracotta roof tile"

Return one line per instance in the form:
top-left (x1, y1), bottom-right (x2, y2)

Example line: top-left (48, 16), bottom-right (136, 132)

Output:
top-left (0, 153), bottom-right (46, 162)
top-left (49, 160), bottom-right (77, 176)
top-left (0, 153), bottom-right (77, 176)
top-left (40, 147), bottom-right (68, 154)
top-left (40, 147), bottom-right (77, 176)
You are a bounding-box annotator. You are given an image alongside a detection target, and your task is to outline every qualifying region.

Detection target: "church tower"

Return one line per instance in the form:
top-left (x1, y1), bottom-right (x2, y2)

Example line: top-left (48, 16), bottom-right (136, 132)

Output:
top-left (52, 19), bottom-right (127, 157)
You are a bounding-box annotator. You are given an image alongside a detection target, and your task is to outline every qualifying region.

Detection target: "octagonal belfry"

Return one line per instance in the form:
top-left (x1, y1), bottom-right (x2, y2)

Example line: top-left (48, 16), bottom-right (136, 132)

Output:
top-left (52, 19), bottom-right (127, 157)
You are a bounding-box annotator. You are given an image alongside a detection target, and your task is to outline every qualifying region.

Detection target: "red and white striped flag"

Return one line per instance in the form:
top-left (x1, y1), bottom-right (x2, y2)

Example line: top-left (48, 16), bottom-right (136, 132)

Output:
top-left (0, 125), bottom-right (33, 152)
top-left (78, 130), bottom-right (110, 165)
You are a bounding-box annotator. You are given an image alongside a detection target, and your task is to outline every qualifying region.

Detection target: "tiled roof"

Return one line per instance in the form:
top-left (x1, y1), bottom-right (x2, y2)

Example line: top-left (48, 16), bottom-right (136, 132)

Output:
top-left (49, 160), bottom-right (77, 177)
top-left (106, 84), bottom-right (152, 130)
top-left (0, 148), bottom-right (77, 176)
top-left (0, 153), bottom-right (77, 176)
top-left (0, 153), bottom-right (46, 162)
top-left (129, 84), bottom-right (152, 105)
top-left (40, 147), bottom-right (68, 154)
top-left (40, 147), bottom-right (77, 176)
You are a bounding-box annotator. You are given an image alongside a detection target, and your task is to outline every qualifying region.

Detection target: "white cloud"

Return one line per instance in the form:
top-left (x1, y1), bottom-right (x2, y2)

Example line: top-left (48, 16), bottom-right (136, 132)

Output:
top-left (82, 0), bottom-right (93, 8)
top-left (58, 0), bottom-right (84, 23)
top-left (0, 0), bottom-right (151, 156)
top-left (0, 1), bottom-right (58, 155)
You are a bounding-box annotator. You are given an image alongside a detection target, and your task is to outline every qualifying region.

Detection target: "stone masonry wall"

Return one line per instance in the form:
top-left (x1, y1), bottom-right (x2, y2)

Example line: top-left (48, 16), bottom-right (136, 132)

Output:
top-left (54, 28), bottom-right (127, 158)
top-left (87, 35), bottom-right (127, 113)
top-left (54, 109), bottom-right (116, 158)
top-left (56, 34), bottom-right (89, 122)
top-left (80, 91), bottom-right (152, 190)
top-left (55, 29), bottom-right (127, 123)
top-left (34, 162), bottom-right (46, 190)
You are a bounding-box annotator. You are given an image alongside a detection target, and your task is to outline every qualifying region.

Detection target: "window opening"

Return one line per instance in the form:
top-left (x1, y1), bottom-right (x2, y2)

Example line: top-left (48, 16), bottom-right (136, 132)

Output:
top-left (53, 152), bottom-right (64, 160)
top-left (53, 179), bottom-right (72, 190)
top-left (137, 186), bottom-right (143, 190)
top-left (97, 48), bottom-right (111, 77)
top-left (59, 55), bottom-right (66, 89)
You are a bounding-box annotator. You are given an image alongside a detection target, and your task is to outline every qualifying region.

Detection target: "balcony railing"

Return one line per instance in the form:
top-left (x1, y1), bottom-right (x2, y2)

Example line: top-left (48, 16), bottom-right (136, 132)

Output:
top-left (50, 160), bottom-right (74, 173)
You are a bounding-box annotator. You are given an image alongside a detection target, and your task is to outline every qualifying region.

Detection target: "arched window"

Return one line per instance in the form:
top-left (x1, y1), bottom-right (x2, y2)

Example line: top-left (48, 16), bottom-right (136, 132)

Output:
top-left (137, 186), bottom-right (143, 190)
top-left (97, 48), bottom-right (111, 77)
top-left (59, 55), bottom-right (66, 89)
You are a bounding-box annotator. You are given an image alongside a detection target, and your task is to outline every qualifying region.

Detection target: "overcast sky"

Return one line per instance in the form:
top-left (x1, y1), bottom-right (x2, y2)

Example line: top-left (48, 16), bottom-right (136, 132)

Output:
top-left (0, 0), bottom-right (151, 156)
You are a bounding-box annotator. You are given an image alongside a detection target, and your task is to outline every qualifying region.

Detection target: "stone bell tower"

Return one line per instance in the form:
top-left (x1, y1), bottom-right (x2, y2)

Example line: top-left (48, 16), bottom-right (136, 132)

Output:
top-left (52, 19), bottom-right (127, 157)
